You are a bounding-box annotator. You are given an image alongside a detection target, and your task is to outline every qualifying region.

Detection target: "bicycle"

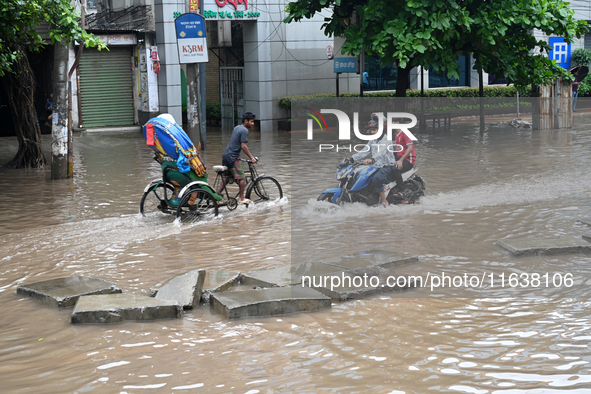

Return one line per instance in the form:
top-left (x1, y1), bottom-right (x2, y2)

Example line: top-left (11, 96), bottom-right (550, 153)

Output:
top-left (140, 156), bottom-right (220, 220)
top-left (212, 158), bottom-right (283, 210)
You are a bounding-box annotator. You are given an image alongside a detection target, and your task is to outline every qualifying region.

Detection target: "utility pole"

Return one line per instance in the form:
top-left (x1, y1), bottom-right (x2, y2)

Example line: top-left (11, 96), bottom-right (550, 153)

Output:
top-left (186, 65), bottom-right (202, 149)
top-left (479, 67), bottom-right (485, 132)
top-left (52, 0), bottom-right (84, 179)
top-left (186, 1), bottom-right (203, 149)
top-left (51, 42), bottom-right (70, 180)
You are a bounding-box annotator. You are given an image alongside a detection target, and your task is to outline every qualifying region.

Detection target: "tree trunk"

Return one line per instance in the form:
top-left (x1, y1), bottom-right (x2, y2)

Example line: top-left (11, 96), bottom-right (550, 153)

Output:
top-left (2, 47), bottom-right (47, 169)
top-left (395, 65), bottom-right (410, 97)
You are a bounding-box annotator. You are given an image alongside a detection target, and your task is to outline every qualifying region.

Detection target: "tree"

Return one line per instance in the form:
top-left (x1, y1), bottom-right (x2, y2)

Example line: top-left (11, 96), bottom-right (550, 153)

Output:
top-left (572, 48), bottom-right (591, 67)
top-left (284, 0), bottom-right (587, 97)
top-left (0, 0), bottom-right (105, 168)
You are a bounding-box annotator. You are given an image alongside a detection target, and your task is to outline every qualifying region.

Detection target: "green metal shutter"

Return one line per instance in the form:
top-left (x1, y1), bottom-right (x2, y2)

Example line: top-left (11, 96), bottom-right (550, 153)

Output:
top-left (79, 47), bottom-right (134, 128)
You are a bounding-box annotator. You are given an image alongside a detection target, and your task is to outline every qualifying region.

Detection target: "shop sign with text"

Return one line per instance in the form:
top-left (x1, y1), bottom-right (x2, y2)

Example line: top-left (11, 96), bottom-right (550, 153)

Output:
top-left (175, 13), bottom-right (209, 63)
top-left (203, 0), bottom-right (259, 20)
top-left (95, 34), bottom-right (137, 46)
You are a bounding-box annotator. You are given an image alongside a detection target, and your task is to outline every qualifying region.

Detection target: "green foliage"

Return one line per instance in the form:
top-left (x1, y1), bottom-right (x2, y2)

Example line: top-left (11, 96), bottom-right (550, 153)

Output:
top-left (284, 0), bottom-right (587, 91)
top-left (0, 0), bottom-right (107, 76)
top-left (278, 85), bottom-right (528, 110)
top-left (571, 48), bottom-right (591, 68)
top-left (577, 73), bottom-right (591, 96)
top-left (206, 101), bottom-right (222, 121)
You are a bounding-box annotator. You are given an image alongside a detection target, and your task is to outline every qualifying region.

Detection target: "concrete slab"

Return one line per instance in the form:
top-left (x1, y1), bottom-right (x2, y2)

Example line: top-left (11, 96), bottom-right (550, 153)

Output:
top-left (497, 236), bottom-right (591, 256)
top-left (304, 266), bottom-right (419, 301)
top-left (241, 262), bottom-right (344, 287)
top-left (201, 270), bottom-right (241, 302)
top-left (16, 276), bottom-right (121, 308)
top-left (318, 250), bottom-right (418, 270)
top-left (71, 294), bottom-right (182, 324)
top-left (152, 269), bottom-right (205, 309)
top-left (211, 286), bottom-right (331, 319)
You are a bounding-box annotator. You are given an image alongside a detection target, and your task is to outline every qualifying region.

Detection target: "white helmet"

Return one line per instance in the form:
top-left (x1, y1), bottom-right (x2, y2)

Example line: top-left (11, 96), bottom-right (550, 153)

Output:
top-left (158, 113), bottom-right (176, 124)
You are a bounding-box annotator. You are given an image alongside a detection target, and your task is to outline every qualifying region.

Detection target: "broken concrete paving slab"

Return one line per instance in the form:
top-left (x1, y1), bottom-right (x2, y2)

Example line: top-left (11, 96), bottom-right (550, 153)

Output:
top-left (201, 270), bottom-right (241, 303)
top-left (72, 294), bottom-right (183, 324)
top-left (318, 250), bottom-right (418, 270)
top-left (306, 266), bottom-right (420, 301)
top-left (497, 236), bottom-right (591, 256)
top-left (241, 262), bottom-right (344, 288)
top-left (203, 270), bottom-right (241, 292)
top-left (211, 286), bottom-right (332, 319)
top-left (152, 269), bottom-right (205, 309)
top-left (16, 276), bottom-right (121, 308)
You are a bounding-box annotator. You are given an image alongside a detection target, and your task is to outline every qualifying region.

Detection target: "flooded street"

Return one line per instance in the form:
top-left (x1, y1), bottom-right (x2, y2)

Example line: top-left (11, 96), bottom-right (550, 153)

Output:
top-left (2, 116), bottom-right (591, 393)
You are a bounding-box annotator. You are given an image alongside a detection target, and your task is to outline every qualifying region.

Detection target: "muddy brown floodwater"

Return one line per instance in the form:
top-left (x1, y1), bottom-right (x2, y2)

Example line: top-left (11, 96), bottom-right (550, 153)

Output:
top-left (1, 118), bottom-right (591, 393)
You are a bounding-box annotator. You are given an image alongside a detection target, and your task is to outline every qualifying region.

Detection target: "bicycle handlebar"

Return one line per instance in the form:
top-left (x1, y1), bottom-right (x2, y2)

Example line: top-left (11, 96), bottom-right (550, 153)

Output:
top-left (240, 157), bottom-right (259, 163)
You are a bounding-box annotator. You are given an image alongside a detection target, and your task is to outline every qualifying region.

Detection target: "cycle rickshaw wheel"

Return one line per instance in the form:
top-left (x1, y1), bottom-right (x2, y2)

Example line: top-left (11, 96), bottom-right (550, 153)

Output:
top-left (175, 188), bottom-right (219, 219)
top-left (246, 176), bottom-right (283, 203)
top-left (140, 183), bottom-right (175, 216)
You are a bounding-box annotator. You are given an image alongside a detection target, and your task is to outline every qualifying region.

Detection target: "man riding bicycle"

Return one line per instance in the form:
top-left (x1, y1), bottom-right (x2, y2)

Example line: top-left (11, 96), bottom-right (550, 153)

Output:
top-left (218, 112), bottom-right (258, 204)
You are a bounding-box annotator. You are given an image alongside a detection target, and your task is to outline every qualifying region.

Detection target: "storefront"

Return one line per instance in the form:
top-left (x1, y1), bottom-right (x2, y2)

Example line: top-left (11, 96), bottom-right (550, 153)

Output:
top-left (78, 34), bottom-right (138, 128)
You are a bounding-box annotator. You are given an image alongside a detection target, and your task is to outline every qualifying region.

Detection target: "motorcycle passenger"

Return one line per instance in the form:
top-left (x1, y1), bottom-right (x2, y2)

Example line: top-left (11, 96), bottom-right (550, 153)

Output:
top-left (347, 119), bottom-right (402, 207)
top-left (390, 117), bottom-right (416, 193)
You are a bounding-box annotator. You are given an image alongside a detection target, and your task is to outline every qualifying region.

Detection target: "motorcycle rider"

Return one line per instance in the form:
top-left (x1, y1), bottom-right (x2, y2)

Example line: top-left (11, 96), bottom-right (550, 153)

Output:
top-left (345, 116), bottom-right (403, 207)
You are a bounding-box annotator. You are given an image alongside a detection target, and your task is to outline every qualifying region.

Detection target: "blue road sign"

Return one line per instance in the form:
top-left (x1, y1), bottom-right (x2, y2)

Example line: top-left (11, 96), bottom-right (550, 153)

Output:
top-left (334, 57), bottom-right (357, 73)
top-left (549, 37), bottom-right (570, 69)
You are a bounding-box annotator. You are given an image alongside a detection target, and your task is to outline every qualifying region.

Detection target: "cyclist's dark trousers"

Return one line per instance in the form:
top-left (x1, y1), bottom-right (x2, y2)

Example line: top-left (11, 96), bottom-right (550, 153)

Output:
top-left (391, 159), bottom-right (413, 190)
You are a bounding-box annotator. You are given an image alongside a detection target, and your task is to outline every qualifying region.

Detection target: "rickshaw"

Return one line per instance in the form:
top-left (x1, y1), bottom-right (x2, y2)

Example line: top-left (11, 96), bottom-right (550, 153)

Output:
top-left (139, 115), bottom-right (283, 220)
top-left (139, 115), bottom-right (220, 219)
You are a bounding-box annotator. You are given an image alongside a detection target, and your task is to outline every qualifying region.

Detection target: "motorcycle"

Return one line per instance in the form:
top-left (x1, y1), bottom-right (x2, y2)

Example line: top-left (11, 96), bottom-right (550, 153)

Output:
top-left (317, 158), bottom-right (426, 206)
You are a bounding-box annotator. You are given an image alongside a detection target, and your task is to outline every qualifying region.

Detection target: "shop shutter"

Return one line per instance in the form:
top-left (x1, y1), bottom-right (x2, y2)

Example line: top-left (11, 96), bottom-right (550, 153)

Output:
top-left (79, 47), bottom-right (134, 128)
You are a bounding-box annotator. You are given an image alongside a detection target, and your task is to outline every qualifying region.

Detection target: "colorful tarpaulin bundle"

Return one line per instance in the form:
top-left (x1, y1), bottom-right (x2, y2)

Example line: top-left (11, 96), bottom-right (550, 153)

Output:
top-left (143, 115), bottom-right (207, 177)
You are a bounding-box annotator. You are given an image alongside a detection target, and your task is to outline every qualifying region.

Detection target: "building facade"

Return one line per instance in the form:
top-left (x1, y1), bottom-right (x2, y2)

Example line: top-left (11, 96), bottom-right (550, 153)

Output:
top-left (68, 0), bottom-right (354, 132)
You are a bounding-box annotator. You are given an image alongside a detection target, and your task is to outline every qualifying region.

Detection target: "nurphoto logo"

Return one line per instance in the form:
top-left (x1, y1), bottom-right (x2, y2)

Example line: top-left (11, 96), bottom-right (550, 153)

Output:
top-left (306, 110), bottom-right (418, 141)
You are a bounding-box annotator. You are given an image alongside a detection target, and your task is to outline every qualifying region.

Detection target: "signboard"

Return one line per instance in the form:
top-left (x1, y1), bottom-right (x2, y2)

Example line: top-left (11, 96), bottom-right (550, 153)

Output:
top-left (95, 34), bottom-right (137, 46)
top-left (334, 57), bottom-right (357, 73)
top-left (549, 37), bottom-right (571, 69)
top-left (175, 13), bottom-right (209, 64)
top-left (146, 48), bottom-right (159, 112)
top-left (202, 0), bottom-right (260, 20)
top-left (189, 0), bottom-right (198, 12)
top-left (326, 45), bottom-right (333, 59)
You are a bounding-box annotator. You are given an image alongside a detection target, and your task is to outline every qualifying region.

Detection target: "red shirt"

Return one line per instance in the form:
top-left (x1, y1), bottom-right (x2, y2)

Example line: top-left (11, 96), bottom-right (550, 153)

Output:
top-left (395, 130), bottom-right (416, 165)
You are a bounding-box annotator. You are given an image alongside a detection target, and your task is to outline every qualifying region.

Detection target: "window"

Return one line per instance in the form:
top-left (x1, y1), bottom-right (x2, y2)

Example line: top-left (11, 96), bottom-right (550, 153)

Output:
top-left (585, 32), bottom-right (591, 51)
top-left (363, 55), bottom-right (413, 91)
top-left (363, 55), bottom-right (398, 91)
top-left (428, 55), bottom-right (470, 88)
top-left (488, 74), bottom-right (508, 85)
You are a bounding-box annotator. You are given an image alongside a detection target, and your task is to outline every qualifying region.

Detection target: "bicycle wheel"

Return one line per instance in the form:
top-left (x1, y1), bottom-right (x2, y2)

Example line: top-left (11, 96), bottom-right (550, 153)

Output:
top-left (140, 183), bottom-right (175, 216)
top-left (175, 188), bottom-right (219, 219)
top-left (246, 176), bottom-right (283, 203)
